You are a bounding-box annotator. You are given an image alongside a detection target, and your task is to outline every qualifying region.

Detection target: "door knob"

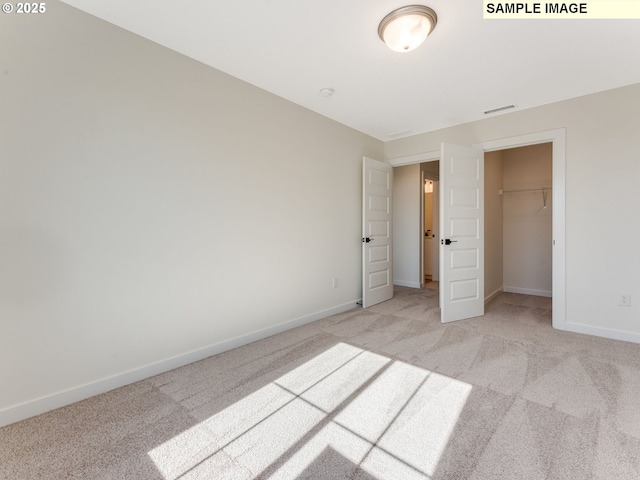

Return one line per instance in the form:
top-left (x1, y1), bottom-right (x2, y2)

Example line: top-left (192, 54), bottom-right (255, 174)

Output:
top-left (362, 237), bottom-right (374, 243)
top-left (442, 238), bottom-right (457, 245)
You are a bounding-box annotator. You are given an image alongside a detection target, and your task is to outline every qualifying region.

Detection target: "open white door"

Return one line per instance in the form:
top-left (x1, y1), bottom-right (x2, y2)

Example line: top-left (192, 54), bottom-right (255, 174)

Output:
top-left (439, 144), bottom-right (484, 323)
top-left (362, 157), bottom-right (393, 308)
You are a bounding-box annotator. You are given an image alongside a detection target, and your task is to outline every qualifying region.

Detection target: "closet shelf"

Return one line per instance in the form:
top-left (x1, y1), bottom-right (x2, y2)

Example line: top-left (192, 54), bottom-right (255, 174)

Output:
top-left (499, 186), bottom-right (551, 194)
top-left (499, 186), bottom-right (551, 209)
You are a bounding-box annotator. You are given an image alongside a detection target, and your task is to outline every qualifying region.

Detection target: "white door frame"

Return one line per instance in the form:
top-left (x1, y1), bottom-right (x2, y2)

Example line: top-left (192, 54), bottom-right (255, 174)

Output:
top-left (389, 128), bottom-right (566, 331)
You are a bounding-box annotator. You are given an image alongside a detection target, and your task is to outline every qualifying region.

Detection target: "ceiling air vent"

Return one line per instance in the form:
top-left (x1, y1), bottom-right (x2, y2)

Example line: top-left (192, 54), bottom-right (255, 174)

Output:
top-left (484, 104), bottom-right (516, 115)
top-left (387, 129), bottom-right (414, 139)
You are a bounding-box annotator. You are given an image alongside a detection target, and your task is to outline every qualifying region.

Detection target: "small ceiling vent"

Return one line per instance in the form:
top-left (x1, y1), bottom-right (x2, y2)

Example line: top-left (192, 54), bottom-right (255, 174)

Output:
top-left (484, 104), bottom-right (516, 115)
top-left (387, 129), bottom-right (414, 139)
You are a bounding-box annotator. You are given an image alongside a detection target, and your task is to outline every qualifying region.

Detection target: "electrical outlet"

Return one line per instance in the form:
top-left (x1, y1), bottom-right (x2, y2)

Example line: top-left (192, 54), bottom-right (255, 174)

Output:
top-left (332, 277), bottom-right (338, 289)
top-left (619, 293), bottom-right (631, 307)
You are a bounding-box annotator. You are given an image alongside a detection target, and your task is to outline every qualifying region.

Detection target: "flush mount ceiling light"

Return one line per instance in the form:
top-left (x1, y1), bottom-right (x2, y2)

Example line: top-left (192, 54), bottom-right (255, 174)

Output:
top-left (378, 5), bottom-right (437, 53)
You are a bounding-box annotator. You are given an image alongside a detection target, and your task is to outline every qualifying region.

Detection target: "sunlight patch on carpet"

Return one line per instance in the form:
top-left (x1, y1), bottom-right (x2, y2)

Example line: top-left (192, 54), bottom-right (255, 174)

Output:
top-left (148, 342), bottom-right (471, 479)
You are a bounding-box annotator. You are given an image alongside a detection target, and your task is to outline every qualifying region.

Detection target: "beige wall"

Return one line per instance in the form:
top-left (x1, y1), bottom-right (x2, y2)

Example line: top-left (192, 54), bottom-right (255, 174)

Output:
top-left (392, 164), bottom-right (421, 287)
top-left (385, 82), bottom-right (640, 342)
top-left (0, 2), bottom-right (383, 423)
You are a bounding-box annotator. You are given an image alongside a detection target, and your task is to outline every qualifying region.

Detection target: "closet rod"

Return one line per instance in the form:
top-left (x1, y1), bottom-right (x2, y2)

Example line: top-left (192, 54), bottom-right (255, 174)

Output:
top-left (499, 186), bottom-right (551, 194)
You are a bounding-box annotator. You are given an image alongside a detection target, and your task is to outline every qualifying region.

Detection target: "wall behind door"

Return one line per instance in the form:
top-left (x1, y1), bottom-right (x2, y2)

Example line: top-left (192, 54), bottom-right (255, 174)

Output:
top-left (392, 164), bottom-right (422, 287)
top-left (485, 151), bottom-right (504, 301)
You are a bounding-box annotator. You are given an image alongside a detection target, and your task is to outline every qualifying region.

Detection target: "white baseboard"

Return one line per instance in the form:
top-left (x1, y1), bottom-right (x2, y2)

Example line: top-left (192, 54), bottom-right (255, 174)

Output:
top-left (0, 300), bottom-right (360, 428)
top-left (394, 280), bottom-right (422, 288)
top-left (565, 322), bottom-right (640, 345)
top-left (503, 286), bottom-right (552, 298)
top-left (485, 287), bottom-right (504, 304)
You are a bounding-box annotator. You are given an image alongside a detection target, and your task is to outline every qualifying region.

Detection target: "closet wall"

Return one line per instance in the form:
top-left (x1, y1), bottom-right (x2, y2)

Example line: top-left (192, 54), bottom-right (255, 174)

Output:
top-left (485, 143), bottom-right (552, 300)
top-left (485, 151), bottom-right (504, 300)
top-left (502, 143), bottom-right (553, 296)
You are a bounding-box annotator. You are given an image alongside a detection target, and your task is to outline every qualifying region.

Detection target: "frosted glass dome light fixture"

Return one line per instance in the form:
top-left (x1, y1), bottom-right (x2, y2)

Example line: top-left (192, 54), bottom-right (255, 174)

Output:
top-left (378, 5), bottom-right (437, 53)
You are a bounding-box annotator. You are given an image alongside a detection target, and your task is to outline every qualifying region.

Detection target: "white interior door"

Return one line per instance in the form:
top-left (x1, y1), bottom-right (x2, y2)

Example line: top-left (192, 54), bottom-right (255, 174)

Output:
top-left (439, 144), bottom-right (484, 322)
top-left (362, 156), bottom-right (393, 308)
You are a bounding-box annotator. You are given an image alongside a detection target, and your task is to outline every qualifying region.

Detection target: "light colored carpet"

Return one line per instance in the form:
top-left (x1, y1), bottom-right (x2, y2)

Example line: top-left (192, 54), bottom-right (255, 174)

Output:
top-left (3, 286), bottom-right (640, 479)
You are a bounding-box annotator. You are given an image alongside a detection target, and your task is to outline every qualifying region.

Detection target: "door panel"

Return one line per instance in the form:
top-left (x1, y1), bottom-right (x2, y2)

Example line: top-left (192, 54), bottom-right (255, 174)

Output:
top-left (362, 157), bottom-right (393, 308)
top-left (440, 144), bottom-right (484, 323)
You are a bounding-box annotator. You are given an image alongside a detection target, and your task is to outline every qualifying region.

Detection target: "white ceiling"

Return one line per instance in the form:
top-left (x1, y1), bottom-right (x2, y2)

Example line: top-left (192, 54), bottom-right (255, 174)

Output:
top-left (60, 0), bottom-right (640, 141)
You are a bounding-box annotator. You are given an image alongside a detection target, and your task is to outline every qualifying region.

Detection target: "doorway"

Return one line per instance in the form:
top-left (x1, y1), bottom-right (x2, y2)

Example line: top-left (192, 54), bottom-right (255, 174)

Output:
top-left (485, 142), bottom-right (552, 303)
top-left (421, 163), bottom-right (439, 286)
top-left (389, 128), bottom-right (566, 330)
